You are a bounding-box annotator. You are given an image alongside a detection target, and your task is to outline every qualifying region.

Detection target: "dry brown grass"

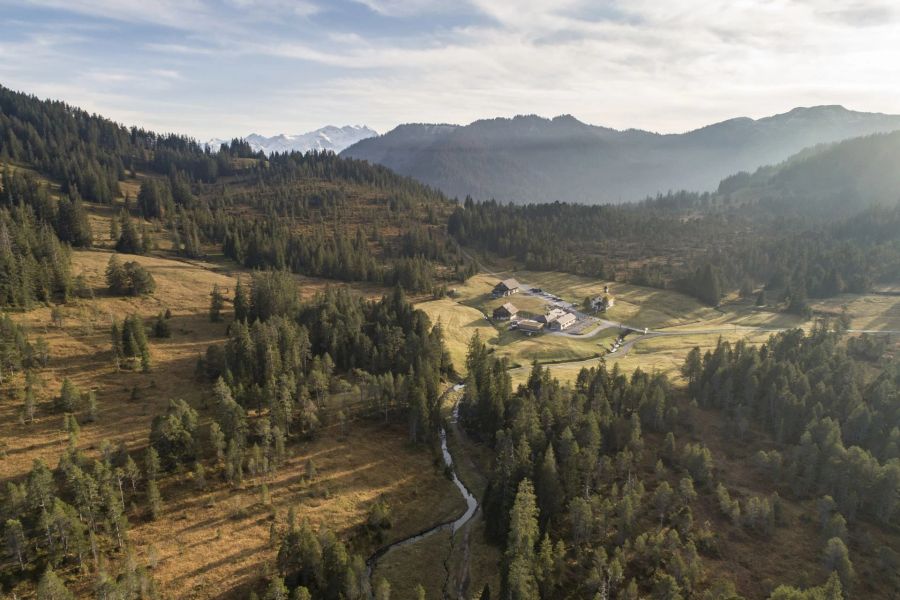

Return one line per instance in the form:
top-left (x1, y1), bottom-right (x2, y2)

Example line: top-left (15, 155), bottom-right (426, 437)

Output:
top-left (372, 392), bottom-right (502, 600)
top-left (811, 293), bottom-right (900, 332)
top-left (0, 238), bottom-right (455, 599)
top-left (416, 299), bottom-right (495, 373)
top-left (131, 423), bottom-right (463, 600)
top-left (2, 245), bottom-right (393, 480)
top-left (0, 249), bottom-right (240, 480)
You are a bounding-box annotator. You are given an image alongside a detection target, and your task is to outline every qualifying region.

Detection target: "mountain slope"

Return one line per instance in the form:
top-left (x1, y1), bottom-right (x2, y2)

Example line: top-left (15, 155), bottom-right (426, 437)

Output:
top-left (718, 129), bottom-right (900, 213)
top-left (208, 124), bottom-right (377, 154)
top-left (342, 106), bottom-right (900, 204)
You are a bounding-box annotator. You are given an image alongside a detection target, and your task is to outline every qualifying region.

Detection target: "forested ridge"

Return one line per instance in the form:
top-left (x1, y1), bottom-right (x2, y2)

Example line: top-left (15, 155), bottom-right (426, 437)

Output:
top-left (449, 191), bottom-right (900, 308)
top-left (458, 324), bottom-right (900, 599)
top-left (0, 84), bottom-right (468, 297)
top-left (1, 269), bottom-right (453, 600)
top-left (341, 107), bottom-right (900, 205)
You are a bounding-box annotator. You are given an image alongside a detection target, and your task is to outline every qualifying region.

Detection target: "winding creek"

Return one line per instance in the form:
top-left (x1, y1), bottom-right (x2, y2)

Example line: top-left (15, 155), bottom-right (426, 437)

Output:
top-left (366, 398), bottom-right (478, 594)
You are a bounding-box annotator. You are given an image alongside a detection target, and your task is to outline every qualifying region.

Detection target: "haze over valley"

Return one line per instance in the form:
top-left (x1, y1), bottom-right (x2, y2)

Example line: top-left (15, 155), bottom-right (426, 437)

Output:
top-left (343, 106), bottom-right (900, 204)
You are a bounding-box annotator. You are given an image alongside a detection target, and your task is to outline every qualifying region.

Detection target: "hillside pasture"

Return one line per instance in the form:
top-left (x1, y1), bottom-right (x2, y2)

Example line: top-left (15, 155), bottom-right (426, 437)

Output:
top-left (417, 298), bottom-right (495, 373)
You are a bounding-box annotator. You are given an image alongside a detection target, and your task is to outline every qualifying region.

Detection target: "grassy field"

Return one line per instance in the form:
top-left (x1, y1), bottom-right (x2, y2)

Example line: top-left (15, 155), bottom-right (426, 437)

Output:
top-left (491, 327), bottom-right (617, 366)
top-left (428, 270), bottom-right (780, 377)
top-left (811, 293), bottom-right (900, 332)
top-left (508, 330), bottom-right (775, 387)
top-left (1, 245), bottom-right (384, 478)
top-left (416, 298), bottom-right (496, 372)
top-left (0, 249), bottom-right (240, 479)
top-left (0, 235), bottom-right (455, 600)
top-left (487, 269), bottom-right (723, 329)
top-left (131, 422), bottom-right (463, 600)
top-left (420, 280), bottom-right (618, 373)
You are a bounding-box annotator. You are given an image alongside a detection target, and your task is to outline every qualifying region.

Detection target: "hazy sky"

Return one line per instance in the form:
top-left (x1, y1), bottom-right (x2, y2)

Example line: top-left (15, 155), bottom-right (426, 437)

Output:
top-left (2, 0), bottom-right (899, 139)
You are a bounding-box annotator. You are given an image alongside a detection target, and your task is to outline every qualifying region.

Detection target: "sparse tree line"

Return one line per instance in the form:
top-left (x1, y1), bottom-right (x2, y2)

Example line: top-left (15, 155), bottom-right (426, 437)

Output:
top-left (2, 436), bottom-right (164, 600)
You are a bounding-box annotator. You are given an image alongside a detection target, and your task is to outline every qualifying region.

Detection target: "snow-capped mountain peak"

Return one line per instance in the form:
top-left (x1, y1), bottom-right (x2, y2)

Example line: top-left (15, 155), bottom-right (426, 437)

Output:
top-left (206, 125), bottom-right (377, 154)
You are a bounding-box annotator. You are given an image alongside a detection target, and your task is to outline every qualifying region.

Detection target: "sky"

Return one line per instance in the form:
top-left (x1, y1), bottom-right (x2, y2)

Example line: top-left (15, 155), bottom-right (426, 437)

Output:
top-left (1, 0), bottom-right (899, 140)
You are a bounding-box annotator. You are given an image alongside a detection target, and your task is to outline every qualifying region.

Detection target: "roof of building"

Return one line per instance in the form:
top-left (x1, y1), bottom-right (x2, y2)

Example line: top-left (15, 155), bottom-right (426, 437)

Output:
top-left (538, 308), bottom-right (567, 323)
top-left (495, 278), bottom-right (520, 290)
top-left (517, 319), bottom-right (544, 332)
top-left (494, 302), bottom-right (518, 314)
top-left (556, 312), bottom-right (577, 326)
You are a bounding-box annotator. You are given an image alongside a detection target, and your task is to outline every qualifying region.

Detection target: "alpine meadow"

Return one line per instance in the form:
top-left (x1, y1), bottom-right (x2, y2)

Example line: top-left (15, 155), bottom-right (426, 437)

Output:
top-left (1, 2), bottom-right (900, 600)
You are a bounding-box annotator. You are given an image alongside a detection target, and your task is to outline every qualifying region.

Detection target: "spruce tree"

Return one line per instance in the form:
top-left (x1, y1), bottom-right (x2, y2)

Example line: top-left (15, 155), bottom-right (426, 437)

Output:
top-left (505, 479), bottom-right (540, 600)
top-left (36, 567), bottom-right (74, 600)
top-left (209, 283), bottom-right (225, 322)
top-left (234, 278), bottom-right (249, 322)
top-left (146, 479), bottom-right (162, 521)
top-left (4, 518), bottom-right (26, 570)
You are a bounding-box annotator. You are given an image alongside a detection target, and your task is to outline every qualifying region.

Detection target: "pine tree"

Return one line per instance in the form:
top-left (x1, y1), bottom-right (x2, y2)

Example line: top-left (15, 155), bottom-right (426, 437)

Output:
top-left (505, 479), bottom-right (540, 600)
top-left (105, 254), bottom-right (128, 295)
top-left (535, 445), bottom-right (563, 526)
top-left (234, 278), bottom-right (249, 322)
top-left (146, 479), bottom-right (162, 521)
top-left (145, 447), bottom-right (161, 481)
top-left (115, 211), bottom-right (143, 254)
top-left (263, 577), bottom-right (289, 600)
top-left (56, 378), bottom-right (81, 412)
top-left (823, 537), bottom-right (854, 589)
top-left (4, 518), bottom-right (26, 570)
top-left (140, 346), bottom-right (152, 373)
top-left (153, 311), bottom-right (171, 338)
top-left (36, 567), bottom-right (74, 600)
top-left (85, 390), bottom-right (99, 422)
top-left (124, 455), bottom-right (141, 493)
top-left (209, 283), bottom-right (225, 322)
top-left (23, 382), bottom-right (36, 423)
top-left (209, 422), bottom-right (226, 463)
top-left (375, 578), bottom-right (391, 600)
top-left (110, 319), bottom-right (123, 369)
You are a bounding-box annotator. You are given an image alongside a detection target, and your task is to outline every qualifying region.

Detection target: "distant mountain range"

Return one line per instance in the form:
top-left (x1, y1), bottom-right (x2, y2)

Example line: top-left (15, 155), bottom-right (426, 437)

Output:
top-left (341, 106), bottom-right (900, 204)
top-left (207, 125), bottom-right (377, 155)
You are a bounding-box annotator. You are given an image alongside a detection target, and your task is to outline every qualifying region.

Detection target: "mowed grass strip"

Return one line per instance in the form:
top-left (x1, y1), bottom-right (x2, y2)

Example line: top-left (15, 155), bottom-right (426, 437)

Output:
top-left (416, 299), bottom-right (495, 373)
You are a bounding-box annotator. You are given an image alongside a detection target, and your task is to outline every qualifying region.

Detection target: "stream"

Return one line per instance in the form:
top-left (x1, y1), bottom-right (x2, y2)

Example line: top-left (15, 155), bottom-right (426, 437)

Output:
top-left (366, 398), bottom-right (478, 593)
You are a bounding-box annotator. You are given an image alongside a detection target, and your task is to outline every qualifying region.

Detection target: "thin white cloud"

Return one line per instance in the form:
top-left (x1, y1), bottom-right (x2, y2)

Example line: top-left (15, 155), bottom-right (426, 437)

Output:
top-left (18, 0), bottom-right (216, 29)
top-left (3, 0), bottom-right (900, 139)
top-left (351, 0), bottom-right (455, 17)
